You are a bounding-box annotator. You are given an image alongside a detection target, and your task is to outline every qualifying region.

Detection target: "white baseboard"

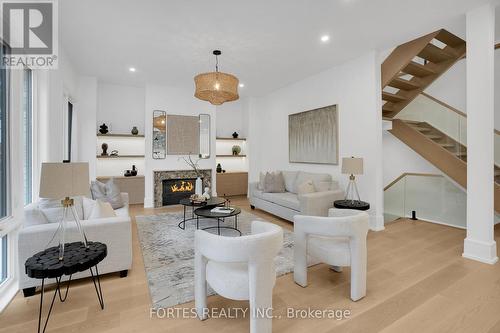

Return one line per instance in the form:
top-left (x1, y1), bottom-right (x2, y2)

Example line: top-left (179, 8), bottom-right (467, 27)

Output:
top-left (463, 238), bottom-right (499, 265)
top-left (0, 278), bottom-right (19, 313)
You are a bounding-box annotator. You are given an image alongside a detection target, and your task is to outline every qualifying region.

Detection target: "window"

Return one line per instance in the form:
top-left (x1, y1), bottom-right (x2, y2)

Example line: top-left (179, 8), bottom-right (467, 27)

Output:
top-left (0, 235), bottom-right (7, 285)
top-left (0, 43), bottom-right (8, 220)
top-left (22, 69), bottom-right (33, 205)
top-left (0, 43), bottom-right (10, 286)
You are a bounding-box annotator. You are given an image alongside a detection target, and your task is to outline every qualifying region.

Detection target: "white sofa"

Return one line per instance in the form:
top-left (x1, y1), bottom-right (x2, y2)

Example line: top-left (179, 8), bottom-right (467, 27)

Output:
top-left (18, 193), bottom-right (132, 297)
top-left (249, 171), bottom-right (344, 221)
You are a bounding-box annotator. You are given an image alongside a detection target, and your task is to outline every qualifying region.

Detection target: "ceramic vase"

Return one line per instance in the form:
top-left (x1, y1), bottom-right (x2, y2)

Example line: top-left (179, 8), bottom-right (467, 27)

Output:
top-left (195, 177), bottom-right (203, 196)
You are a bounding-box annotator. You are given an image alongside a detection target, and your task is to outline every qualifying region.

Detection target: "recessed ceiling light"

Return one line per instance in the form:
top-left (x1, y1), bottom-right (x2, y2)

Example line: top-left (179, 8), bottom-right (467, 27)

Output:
top-left (239, 83), bottom-right (245, 88)
top-left (320, 35), bottom-right (330, 43)
top-left (129, 67), bottom-right (136, 72)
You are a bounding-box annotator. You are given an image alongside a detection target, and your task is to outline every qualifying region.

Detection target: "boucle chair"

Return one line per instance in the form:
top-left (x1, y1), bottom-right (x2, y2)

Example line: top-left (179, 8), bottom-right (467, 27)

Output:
top-left (195, 221), bottom-right (283, 333)
top-left (293, 208), bottom-right (369, 301)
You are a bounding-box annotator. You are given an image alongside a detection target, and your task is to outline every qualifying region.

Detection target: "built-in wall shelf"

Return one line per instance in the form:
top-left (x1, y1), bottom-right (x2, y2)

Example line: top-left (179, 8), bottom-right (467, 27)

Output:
top-left (96, 155), bottom-right (145, 159)
top-left (216, 155), bottom-right (247, 158)
top-left (97, 133), bottom-right (145, 138)
top-left (97, 175), bottom-right (145, 179)
top-left (216, 137), bottom-right (246, 141)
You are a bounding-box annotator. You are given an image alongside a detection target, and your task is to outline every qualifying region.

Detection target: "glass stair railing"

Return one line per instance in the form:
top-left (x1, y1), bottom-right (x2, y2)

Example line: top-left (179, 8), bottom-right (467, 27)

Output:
top-left (384, 173), bottom-right (466, 228)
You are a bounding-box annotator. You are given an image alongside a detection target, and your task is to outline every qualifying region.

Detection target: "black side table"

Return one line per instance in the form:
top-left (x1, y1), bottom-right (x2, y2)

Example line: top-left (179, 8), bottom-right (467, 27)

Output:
top-left (334, 199), bottom-right (370, 211)
top-left (25, 241), bottom-right (107, 333)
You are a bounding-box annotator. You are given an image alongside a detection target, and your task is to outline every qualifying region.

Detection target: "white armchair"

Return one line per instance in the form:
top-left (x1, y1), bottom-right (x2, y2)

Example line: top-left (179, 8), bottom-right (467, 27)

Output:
top-left (195, 221), bottom-right (283, 333)
top-left (293, 208), bottom-right (369, 301)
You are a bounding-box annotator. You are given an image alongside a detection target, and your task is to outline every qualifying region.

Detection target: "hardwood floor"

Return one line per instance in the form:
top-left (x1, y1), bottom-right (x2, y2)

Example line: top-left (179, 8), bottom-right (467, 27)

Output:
top-left (2, 196), bottom-right (500, 333)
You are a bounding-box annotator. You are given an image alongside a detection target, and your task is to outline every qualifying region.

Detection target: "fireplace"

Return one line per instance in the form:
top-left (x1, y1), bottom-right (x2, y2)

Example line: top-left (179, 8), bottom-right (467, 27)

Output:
top-left (154, 169), bottom-right (212, 207)
top-left (162, 178), bottom-right (200, 206)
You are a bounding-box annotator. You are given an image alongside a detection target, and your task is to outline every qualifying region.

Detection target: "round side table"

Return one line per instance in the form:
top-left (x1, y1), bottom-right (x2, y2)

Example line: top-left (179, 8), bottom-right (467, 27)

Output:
top-left (25, 241), bottom-right (107, 333)
top-left (334, 199), bottom-right (370, 211)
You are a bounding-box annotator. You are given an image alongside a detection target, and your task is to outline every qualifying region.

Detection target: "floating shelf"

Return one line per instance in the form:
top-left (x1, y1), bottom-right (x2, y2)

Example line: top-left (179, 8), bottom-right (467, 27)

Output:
top-left (97, 133), bottom-right (145, 138)
top-left (96, 155), bottom-right (145, 159)
top-left (216, 137), bottom-right (246, 141)
top-left (97, 175), bottom-right (145, 179)
top-left (216, 155), bottom-right (247, 158)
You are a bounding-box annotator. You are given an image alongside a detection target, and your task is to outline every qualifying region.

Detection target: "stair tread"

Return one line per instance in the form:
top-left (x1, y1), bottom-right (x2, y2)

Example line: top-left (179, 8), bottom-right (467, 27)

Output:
top-left (418, 43), bottom-right (455, 63)
top-left (388, 78), bottom-right (421, 90)
top-left (425, 134), bottom-right (443, 140)
top-left (402, 61), bottom-right (437, 77)
top-left (382, 91), bottom-right (407, 103)
top-left (435, 30), bottom-right (466, 48)
top-left (439, 143), bottom-right (456, 148)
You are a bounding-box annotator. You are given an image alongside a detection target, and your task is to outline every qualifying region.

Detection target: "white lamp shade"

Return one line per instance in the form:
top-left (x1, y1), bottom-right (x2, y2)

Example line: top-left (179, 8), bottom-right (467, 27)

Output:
top-left (39, 163), bottom-right (90, 199)
top-left (341, 157), bottom-right (364, 175)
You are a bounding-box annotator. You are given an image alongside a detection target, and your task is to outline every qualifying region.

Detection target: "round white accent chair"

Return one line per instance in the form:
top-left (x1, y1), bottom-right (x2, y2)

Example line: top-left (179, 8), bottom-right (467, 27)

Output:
top-left (293, 208), bottom-right (369, 301)
top-left (195, 220), bottom-right (283, 333)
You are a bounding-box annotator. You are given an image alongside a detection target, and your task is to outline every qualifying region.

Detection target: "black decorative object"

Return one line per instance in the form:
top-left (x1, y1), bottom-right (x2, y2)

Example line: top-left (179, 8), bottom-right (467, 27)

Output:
top-left (124, 170), bottom-right (132, 177)
top-left (25, 241), bottom-right (107, 333)
top-left (216, 163), bottom-right (222, 173)
top-left (334, 200), bottom-right (370, 211)
top-left (232, 131), bottom-right (239, 138)
top-left (131, 126), bottom-right (139, 135)
top-left (99, 123), bottom-right (108, 134)
top-left (101, 143), bottom-right (108, 156)
top-left (131, 165), bottom-right (138, 176)
top-left (110, 150), bottom-right (118, 156)
top-left (222, 170), bottom-right (226, 173)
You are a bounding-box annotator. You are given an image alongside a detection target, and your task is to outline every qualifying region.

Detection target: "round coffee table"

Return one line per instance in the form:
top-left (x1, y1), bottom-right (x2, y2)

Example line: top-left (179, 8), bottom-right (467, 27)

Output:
top-left (178, 197), bottom-right (226, 230)
top-left (194, 206), bottom-right (242, 236)
top-left (25, 241), bottom-right (106, 333)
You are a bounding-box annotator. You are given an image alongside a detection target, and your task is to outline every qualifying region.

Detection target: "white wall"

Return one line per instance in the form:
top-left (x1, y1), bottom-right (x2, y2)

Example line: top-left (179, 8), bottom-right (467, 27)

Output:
top-left (144, 85), bottom-right (216, 207)
top-left (382, 132), bottom-right (442, 186)
top-left (248, 52), bottom-right (385, 230)
top-left (75, 76), bottom-right (98, 180)
top-left (216, 99), bottom-right (248, 138)
top-left (97, 83), bottom-right (145, 135)
top-left (426, 50), bottom-right (500, 129)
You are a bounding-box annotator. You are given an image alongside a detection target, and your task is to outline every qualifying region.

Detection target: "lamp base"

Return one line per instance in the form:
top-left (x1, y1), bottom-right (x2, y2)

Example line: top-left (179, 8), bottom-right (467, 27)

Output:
top-left (344, 174), bottom-right (361, 202)
top-left (57, 197), bottom-right (89, 260)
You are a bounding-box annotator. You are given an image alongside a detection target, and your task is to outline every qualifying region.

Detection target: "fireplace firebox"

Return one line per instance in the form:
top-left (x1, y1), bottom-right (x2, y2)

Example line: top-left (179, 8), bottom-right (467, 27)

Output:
top-left (162, 178), bottom-right (200, 206)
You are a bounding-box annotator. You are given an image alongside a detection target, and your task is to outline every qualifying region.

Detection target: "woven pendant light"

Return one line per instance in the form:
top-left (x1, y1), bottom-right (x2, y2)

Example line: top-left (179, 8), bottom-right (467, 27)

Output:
top-left (194, 50), bottom-right (239, 105)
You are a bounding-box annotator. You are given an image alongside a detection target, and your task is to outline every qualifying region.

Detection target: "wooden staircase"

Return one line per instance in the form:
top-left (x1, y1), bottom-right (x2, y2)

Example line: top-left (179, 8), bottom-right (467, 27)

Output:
top-left (390, 119), bottom-right (500, 212)
top-left (381, 29), bottom-right (466, 119)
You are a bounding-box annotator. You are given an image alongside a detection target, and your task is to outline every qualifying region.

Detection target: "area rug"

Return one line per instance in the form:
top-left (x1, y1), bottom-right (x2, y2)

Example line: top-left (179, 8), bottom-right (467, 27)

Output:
top-left (135, 209), bottom-right (295, 309)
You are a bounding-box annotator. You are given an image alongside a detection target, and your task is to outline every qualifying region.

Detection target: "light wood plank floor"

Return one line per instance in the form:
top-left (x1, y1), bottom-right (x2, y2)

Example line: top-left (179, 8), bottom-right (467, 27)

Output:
top-left (2, 196), bottom-right (500, 333)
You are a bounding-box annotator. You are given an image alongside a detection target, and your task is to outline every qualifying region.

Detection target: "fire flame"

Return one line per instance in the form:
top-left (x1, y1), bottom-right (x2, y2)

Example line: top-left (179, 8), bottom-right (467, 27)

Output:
top-left (170, 181), bottom-right (194, 193)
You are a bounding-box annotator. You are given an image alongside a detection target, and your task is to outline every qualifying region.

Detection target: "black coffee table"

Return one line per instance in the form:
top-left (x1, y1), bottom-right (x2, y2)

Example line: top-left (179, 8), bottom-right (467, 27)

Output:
top-left (178, 197), bottom-right (226, 230)
top-left (25, 241), bottom-right (106, 333)
top-left (194, 206), bottom-right (242, 236)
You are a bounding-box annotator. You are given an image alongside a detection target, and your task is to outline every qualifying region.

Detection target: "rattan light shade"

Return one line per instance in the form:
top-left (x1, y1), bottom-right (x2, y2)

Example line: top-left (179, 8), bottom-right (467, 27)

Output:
top-left (194, 71), bottom-right (239, 105)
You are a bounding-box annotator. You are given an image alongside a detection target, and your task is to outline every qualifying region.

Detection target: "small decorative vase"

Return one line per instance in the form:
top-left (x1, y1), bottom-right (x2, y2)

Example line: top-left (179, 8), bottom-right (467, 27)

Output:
top-left (101, 143), bottom-right (108, 156)
top-left (131, 165), bottom-right (137, 176)
top-left (124, 170), bottom-right (132, 177)
top-left (131, 126), bottom-right (139, 135)
top-left (216, 163), bottom-right (222, 173)
top-left (232, 145), bottom-right (241, 155)
top-left (202, 187), bottom-right (211, 200)
top-left (99, 123), bottom-right (109, 134)
top-left (195, 177), bottom-right (203, 196)
top-left (232, 132), bottom-right (239, 138)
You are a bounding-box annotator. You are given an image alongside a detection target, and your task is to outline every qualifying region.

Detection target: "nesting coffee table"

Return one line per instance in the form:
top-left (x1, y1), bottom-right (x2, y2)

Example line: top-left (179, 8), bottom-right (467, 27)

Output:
top-left (194, 206), bottom-right (242, 236)
top-left (178, 197), bottom-right (226, 230)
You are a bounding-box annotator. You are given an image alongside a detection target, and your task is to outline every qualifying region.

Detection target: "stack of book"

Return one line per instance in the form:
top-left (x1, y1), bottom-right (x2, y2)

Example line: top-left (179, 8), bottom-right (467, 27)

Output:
top-left (210, 206), bottom-right (235, 214)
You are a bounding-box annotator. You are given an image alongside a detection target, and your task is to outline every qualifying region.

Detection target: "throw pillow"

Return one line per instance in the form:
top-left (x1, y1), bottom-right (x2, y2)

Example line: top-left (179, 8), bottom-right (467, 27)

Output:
top-left (89, 200), bottom-right (116, 219)
top-left (82, 197), bottom-right (97, 220)
top-left (263, 172), bottom-right (286, 193)
top-left (297, 180), bottom-right (316, 195)
top-left (281, 170), bottom-right (299, 193)
top-left (315, 181), bottom-right (333, 192)
top-left (257, 172), bottom-right (266, 191)
top-left (90, 178), bottom-right (124, 209)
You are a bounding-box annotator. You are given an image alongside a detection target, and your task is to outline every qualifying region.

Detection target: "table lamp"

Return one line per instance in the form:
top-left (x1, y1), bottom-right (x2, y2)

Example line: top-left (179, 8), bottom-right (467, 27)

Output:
top-left (39, 162), bottom-right (90, 260)
top-left (341, 157), bottom-right (364, 202)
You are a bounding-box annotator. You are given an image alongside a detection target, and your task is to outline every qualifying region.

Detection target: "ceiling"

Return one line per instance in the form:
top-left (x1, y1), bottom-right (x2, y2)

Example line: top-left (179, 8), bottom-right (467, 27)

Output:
top-left (60, 0), bottom-right (500, 97)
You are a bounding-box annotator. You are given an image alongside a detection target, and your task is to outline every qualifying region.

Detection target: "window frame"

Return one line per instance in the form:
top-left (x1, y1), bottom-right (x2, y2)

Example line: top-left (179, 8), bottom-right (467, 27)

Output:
top-left (22, 68), bottom-right (33, 206)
